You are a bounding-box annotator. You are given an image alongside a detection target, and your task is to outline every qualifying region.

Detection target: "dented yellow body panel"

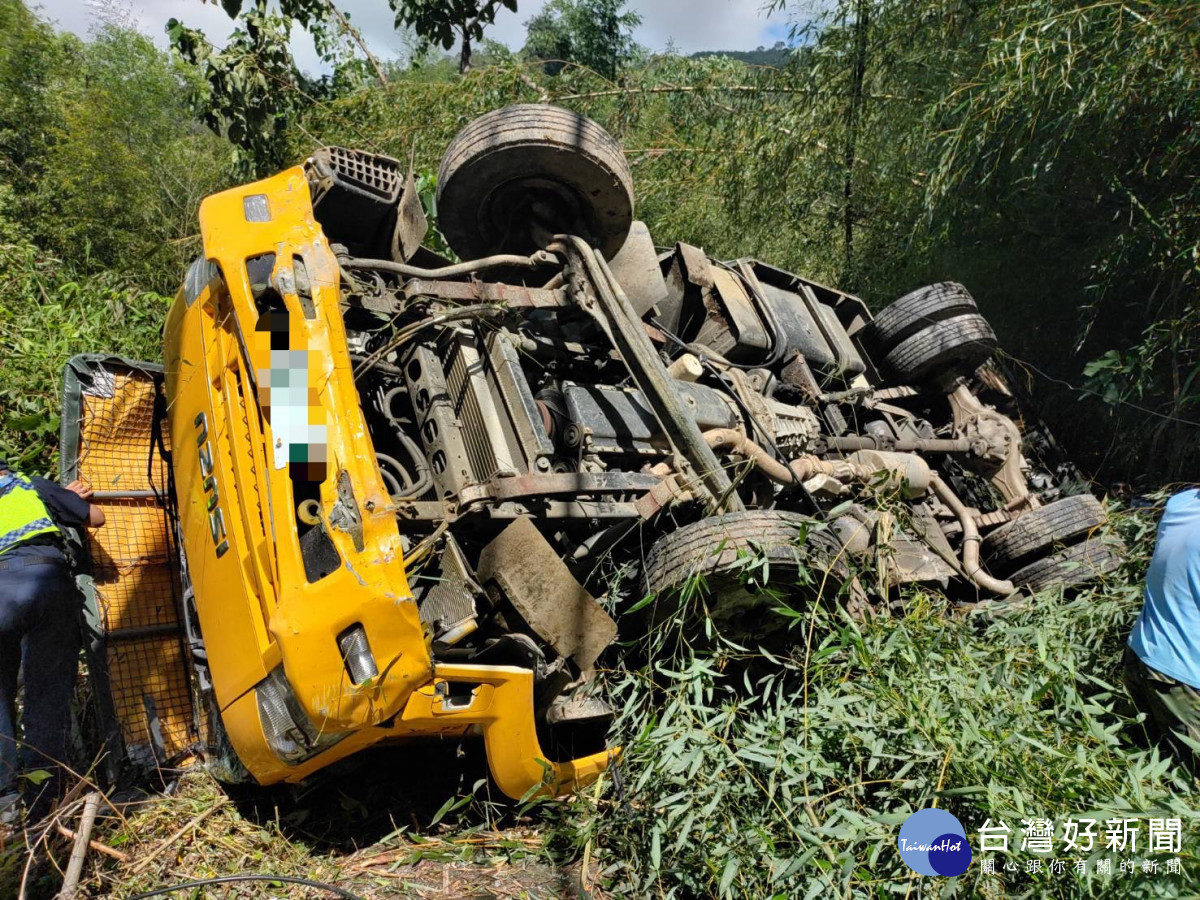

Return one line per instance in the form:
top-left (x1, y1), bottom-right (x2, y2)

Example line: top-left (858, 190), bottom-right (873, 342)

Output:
top-left (164, 168), bottom-right (612, 797)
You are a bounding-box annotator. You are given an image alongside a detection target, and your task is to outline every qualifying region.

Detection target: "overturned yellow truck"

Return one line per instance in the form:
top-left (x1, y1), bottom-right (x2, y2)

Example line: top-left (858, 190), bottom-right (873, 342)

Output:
top-left (63, 106), bottom-right (1123, 797)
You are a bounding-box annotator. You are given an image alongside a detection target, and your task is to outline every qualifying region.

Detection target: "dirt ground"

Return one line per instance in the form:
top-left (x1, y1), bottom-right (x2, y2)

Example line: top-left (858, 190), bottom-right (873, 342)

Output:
top-left (2, 744), bottom-right (593, 899)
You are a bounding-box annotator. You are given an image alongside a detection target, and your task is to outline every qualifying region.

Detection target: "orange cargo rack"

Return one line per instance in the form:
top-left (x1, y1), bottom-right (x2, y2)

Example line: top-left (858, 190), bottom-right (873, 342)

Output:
top-left (60, 355), bottom-right (196, 781)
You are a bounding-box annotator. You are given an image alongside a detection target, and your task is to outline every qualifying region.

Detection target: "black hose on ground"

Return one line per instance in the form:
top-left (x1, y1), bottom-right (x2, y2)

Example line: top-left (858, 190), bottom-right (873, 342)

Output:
top-left (127, 874), bottom-right (367, 900)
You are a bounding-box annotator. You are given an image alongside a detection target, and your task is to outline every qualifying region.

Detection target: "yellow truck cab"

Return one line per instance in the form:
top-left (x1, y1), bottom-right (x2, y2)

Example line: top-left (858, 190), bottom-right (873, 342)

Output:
top-left (162, 164), bottom-right (610, 797)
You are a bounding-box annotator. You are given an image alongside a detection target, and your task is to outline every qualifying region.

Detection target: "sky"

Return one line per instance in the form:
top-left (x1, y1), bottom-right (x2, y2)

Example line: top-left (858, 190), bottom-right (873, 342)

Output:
top-left (35, 0), bottom-right (796, 75)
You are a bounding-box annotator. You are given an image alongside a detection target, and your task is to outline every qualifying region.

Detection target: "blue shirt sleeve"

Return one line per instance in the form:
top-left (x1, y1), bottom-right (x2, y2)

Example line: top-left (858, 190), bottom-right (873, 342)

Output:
top-left (31, 477), bottom-right (91, 529)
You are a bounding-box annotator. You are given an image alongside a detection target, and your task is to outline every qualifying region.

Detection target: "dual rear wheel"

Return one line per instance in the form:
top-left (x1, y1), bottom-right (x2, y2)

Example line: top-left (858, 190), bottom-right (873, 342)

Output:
top-left (641, 512), bottom-right (858, 634)
top-left (864, 282), bottom-right (999, 384)
top-left (983, 494), bottom-right (1125, 592)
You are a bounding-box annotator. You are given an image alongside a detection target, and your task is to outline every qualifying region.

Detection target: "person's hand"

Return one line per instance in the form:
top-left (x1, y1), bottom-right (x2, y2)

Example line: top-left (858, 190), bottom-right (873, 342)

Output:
top-left (66, 480), bottom-right (94, 500)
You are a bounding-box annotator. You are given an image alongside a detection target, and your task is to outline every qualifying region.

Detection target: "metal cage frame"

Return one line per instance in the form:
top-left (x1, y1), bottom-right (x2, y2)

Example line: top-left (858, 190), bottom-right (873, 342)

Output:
top-left (59, 354), bottom-right (196, 783)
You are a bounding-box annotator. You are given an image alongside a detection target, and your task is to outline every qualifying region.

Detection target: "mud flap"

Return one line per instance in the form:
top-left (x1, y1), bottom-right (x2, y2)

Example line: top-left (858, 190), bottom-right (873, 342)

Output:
top-left (476, 517), bottom-right (617, 673)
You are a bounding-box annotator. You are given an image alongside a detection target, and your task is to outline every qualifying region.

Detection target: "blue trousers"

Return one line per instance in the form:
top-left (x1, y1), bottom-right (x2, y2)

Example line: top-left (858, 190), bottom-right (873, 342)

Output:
top-left (0, 555), bottom-right (81, 819)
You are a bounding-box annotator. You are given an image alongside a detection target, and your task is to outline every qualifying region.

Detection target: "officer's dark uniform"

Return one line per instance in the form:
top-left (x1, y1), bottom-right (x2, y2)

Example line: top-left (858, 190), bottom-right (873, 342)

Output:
top-left (0, 463), bottom-right (91, 819)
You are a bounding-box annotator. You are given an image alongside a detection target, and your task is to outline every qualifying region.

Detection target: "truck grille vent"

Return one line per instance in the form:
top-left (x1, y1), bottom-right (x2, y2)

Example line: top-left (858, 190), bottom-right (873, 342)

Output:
top-left (230, 367), bottom-right (267, 536)
top-left (312, 147), bottom-right (401, 200)
top-left (446, 334), bottom-right (501, 482)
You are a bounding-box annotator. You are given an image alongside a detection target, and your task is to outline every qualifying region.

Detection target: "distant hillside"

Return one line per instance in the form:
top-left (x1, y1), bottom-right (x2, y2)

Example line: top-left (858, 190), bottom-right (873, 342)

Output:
top-left (691, 41), bottom-right (792, 67)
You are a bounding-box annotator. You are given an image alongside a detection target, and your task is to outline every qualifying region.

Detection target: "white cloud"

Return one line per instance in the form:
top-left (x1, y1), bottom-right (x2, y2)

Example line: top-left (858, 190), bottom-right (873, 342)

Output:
top-left (34, 0), bottom-right (783, 73)
top-left (488, 0), bottom-right (779, 55)
top-left (632, 0), bottom-right (778, 54)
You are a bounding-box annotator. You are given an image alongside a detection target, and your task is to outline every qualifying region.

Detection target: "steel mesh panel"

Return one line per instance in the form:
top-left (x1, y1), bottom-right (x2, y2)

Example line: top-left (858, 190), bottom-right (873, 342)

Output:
top-left (103, 635), bottom-right (192, 767)
top-left (74, 369), bottom-right (196, 765)
top-left (93, 561), bottom-right (178, 631)
top-left (77, 375), bottom-right (166, 492)
top-left (89, 500), bottom-right (171, 568)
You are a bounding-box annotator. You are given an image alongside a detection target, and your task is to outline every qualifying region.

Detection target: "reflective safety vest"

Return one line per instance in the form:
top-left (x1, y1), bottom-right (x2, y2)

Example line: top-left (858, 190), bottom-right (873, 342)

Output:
top-left (0, 472), bottom-right (60, 556)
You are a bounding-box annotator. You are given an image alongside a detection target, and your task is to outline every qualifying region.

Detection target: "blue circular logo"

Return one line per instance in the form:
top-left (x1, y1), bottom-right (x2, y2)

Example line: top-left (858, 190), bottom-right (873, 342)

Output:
top-left (898, 809), bottom-right (971, 876)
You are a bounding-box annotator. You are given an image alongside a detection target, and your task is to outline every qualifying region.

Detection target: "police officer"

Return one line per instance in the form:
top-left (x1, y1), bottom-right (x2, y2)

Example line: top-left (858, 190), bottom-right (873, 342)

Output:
top-left (1126, 487), bottom-right (1200, 774)
top-left (0, 458), bottom-right (104, 823)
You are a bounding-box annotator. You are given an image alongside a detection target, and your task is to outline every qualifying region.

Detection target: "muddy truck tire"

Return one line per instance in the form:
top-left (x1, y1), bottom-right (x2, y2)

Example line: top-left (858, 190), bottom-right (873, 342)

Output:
top-left (1008, 535), bottom-right (1126, 593)
top-left (880, 312), bottom-right (998, 384)
top-left (865, 282), bottom-right (979, 349)
top-left (983, 494), bottom-right (1109, 575)
top-left (642, 512), bottom-right (857, 637)
top-left (437, 104), bottom-right (635, 261)
top-left (644, 511), bottom-right (845, 593)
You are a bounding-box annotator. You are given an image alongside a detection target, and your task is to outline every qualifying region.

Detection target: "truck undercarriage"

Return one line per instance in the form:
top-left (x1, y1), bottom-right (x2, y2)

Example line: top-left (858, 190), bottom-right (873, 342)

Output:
top-left (64, 105), bottom-right (1123, 797)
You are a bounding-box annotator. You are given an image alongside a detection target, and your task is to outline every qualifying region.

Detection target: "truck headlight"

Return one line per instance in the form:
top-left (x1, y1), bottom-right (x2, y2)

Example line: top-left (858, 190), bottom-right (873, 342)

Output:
top-left (255, 668), bottom-right (344, 765)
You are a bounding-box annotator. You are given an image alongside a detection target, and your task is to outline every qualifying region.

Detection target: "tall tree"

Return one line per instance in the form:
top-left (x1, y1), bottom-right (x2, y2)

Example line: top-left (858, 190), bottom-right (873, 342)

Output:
top-left (168, 0), bottom-right (390, 175)
top-left (521, 0), bottom-right (641, 80)
top-left (209, 0), bottom-right (389, 82)
top-left (522, 5), bottom-right (572, 75)
top-left (391, 0), bottom-right (518, 74)
top-left (169, 4), bottom-right (300, 176)
top-left (840, 0), bottom-right (868, 275)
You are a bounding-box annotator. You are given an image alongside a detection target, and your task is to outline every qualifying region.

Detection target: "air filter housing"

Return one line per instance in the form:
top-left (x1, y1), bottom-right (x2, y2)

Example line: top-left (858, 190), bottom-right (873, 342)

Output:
top-left (306, 147), bottom-right (403, 258)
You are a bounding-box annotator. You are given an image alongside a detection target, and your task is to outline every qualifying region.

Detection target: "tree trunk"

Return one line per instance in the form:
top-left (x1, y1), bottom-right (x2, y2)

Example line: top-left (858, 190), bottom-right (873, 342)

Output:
top-left (842, 0), bottom-right (870, 278)
top-left (459, 20), bottom-right (472, 74)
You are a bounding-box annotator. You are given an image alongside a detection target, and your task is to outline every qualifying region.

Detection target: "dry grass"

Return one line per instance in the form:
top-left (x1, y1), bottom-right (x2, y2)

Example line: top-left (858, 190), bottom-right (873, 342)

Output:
top-left (4, 755), bottom-right (581, 900)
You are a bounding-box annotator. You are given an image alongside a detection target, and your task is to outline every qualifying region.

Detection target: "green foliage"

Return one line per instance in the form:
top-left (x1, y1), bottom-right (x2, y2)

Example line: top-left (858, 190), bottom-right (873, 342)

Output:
top-left (0, 0), bottom-right (67, 197)
top-left (216, 0), bottom-right (373, 65)
top-left (522, 4), bottom-right (572, 75)
top-left (389, 0), bottom-right (518, 73)
top-left (0, 3), bottom-right (228, 290)
top-left (0, 194), bottom-right (168, 475)
top-left (543, 503), bottom-right (1198, 897)
top-left (168, 0), bottom-right (392, 176)
top-left (522, 0), bottom-right (643, 80)
top-left (692, 42), bottom-right (793, 67)
top-left (31, 26), bottom-right (229, 288)
top-left (168, 4), bottom-right (302, 177)
top-left (771, 0), bottom-right (1199, 480)
top-left (919, 0), bottom-right (1199, 479)
top-left (0, 9), bottom-right (181, 468)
